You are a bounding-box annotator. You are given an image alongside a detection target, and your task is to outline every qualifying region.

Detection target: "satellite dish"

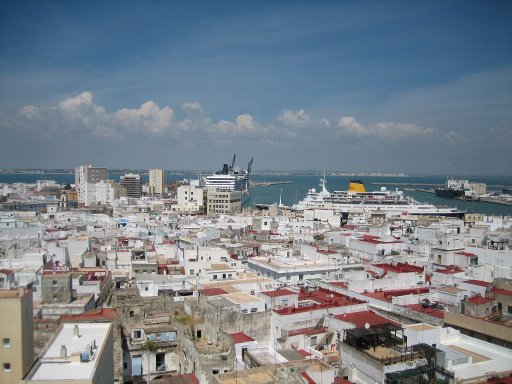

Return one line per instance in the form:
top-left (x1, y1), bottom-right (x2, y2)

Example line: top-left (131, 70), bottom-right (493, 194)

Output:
top-left (364, 323), bottom-right (370, 329)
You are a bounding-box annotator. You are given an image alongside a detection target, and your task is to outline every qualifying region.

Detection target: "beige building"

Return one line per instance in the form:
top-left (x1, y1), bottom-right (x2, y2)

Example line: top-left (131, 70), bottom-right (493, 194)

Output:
top-left (148, 169), bottom-right (165, 196)
top-left (0, 288), bottom-right (34, 384)
top-left (206, 188), bottom-right (241, 215)
top-left (21, 322), bottom-right (114, 384)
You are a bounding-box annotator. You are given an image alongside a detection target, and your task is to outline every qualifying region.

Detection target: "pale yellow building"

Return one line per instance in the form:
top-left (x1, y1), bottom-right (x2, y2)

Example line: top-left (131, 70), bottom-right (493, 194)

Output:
top-left (148, 169), bottom-right (165, 196)
top-left (0, 288), bottom-right (34, 384)
top-left (206, 188), bottom-right (241, 215)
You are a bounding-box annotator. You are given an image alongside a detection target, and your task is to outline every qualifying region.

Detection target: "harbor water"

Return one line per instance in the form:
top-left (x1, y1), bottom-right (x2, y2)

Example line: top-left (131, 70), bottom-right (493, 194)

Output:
top-left (1, 172), bottom-right (511, 217)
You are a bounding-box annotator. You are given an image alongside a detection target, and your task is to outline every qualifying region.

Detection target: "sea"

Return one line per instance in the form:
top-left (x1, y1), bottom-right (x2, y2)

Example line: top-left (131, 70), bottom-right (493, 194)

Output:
top-left (1, 172), bottom-right (512, 217)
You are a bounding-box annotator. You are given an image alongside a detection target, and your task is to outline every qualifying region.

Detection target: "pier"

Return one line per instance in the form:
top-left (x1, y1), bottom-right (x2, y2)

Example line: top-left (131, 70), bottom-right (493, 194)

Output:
top-left (249, 181), bottom-right (292, 187)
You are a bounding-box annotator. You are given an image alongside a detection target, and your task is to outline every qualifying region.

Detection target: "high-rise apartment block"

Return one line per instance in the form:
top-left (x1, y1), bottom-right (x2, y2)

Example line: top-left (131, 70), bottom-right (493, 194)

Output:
top-left (120, 173), bottom-right (142, 198)
top-left (0, 288), bottom-right (34, 383)
top-left (74, 164), bottom-right (108, 204)
top-left (148, 169), bottom-right (165, 196)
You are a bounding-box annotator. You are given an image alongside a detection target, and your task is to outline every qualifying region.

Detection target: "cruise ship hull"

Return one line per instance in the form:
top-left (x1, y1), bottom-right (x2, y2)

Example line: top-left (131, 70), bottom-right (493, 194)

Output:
top-left (292, 177), bottom-right (465, 218)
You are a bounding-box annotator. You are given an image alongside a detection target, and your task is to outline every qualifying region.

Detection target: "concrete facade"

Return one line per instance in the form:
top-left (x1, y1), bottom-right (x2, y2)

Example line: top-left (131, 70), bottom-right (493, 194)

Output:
top-left (0, 288), bottom-right (34, 384)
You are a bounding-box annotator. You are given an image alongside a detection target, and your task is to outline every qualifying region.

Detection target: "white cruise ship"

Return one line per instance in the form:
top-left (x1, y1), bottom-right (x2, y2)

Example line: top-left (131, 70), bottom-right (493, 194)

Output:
top-left (204, 174), bottom-right (237, 191)
top-left (292, 177), bottom-right (464, 218)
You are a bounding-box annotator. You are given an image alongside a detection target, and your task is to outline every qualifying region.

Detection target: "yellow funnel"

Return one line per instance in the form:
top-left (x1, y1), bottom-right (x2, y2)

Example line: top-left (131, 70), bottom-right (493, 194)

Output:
top-left (348, 180), bottom-right (366, 193)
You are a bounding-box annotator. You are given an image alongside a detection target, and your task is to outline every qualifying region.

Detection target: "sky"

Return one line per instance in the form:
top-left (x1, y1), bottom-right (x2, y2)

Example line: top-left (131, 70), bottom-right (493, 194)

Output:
top-left (0, 1), bottom-right (511, 175)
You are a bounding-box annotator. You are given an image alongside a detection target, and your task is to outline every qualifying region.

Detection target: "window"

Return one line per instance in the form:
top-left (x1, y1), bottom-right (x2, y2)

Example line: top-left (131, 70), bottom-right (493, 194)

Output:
top-left (144, 286), bottom-right (149, 291)
top-left (3, 338), bottom-right (10, 347)
top-left (133, 330), bottom-right (142, 339)
top-left (241, 309), bottom-right (248, 314)
top-left (310, 336), bottom-right (317, 346)
top-left (52, 280), bottom-right (58, 286)
top-left (250, 308), bottom-right (257, 313)
top-left (190, 269), bottom-right (194, 276)
top-left (129, 310), bottom-right (134, 317)
top-left (3, 363), bottom-right (11, 372)
top-left (213, 275), bottom-right (218, 280)
top-left (124, 363), bottom-right (128, 369)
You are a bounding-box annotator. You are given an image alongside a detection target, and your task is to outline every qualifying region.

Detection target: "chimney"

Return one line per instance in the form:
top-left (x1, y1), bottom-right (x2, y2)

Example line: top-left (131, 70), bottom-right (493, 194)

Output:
top-left (73, 324), bottom-right (80, 339)
top-left (60, 345), bottom-right (67, 358)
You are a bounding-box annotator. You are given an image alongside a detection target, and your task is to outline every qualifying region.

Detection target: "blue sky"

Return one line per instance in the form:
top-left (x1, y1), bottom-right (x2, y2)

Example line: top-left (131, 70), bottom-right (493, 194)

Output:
top-left (0, 1), bottom-right (511, 175)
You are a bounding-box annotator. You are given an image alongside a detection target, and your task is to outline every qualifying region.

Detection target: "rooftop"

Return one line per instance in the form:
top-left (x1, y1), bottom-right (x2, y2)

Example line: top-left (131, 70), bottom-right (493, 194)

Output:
top-left (60, 308), bottom-right (119, 322)
top-left (405, 304), bottom-right (444, 319)
top-left (372, 262), bottom-right (424, 274)
top-left (224, 291), bottom-right (264, 304)
top-left (274, 287), bottom-right (365, 315)
top-left (456, 251), bottom-right (477, 257)
top-left (463, 279), bottom-right (490, 287)
top-left (335, 310), bottom-right (397, 329)
top-left (260, 289), bottom-right (297, 298)
top-left (467, 296), bottom-right (495, 305)
top-left (230, 332), bottom-right (254, 344)
top-left (27, 322), bottom-right (112, 381)
top-left (200, 287), bottom-right (228, 296)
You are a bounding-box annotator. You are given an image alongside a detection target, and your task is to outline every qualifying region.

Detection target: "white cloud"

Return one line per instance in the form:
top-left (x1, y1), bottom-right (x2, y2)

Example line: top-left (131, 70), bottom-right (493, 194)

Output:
top-left (337, 116), bottom-right (435, 140)
top-left (319, 118), bottom-right (330, 127)
top-left (18, 105), bottom-right (40, 119)
top-left (182, 101), bottom-right (203, 112)
top-left (13, 92), bottom-right (273, 140)
top-left (212, 114), bottom-right (260, 135)
top-left (278, 109), bottom-right (311, 126)
top-left (444, 131), bottom-right (468, 145)
top-left (115, 101), bottom-right (175, 135)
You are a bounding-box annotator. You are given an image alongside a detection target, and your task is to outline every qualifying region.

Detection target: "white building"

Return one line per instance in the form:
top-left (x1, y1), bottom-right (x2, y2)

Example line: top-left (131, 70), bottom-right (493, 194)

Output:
top-left (75, 164), bottom-right (108, 204)
top-left (174, 184), bottom-right (204, 213)
top-left (21, 322), bottom-right (114, 384)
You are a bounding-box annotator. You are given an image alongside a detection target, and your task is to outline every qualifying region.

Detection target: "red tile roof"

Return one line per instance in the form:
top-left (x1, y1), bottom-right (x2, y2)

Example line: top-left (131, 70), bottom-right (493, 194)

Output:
top-left (329, 282), bottom-right (348, 288)
top-left (405, 304), bottom-right (444, 319)
top-left (230, 332), bottom-right (254, 344)
top-left (434, 266), bottom-right (465, 274)
top-left (152, 373), bottom-right (200, 384)
top-left (297, 349), bottom-right (312, 357)
top-left (301, 372), bottom-right (316, 384)
top-left (456, 251), bottom-right (477, 257)
top-left (200, 288), bottom-right (228, 296)
top-left (274, 288), bottom-right (365, 315)
top-left (0, 269), bottom-right (14, 275)
top-left (463, 279), bottom-right (490, 287)
top-left (60, 308), bottom-right (119, 322)
top-left (334, 378), bottom-right (353, 384)
top-left (335, 310), bottom-right (397, 328)
top-left (260, 289), bottom-right (296, 297)
top-left (467, 296), bottom-right (494, 304)
top-left (372, 263), bottom-right (423, 273)
top-left (493, 288), bottom-right (512, 297)
top-left (288, 326), bottom-right (328, 337)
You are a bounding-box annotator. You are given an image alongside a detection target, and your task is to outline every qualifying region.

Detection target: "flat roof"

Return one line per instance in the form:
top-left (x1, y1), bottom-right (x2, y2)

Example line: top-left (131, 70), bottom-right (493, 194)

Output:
top-left (230, 332), bottom-right (254, 344)
top-left (436, 286), bottom-right (466, 294)
top-left (260, 289), bottom-right (296, 297)
top-left (406, 323), bottom-right (437, 331)
top-left (335, 310), bottom-right (397, 328)
top-left (28, 323), bottom-right (112, 381)
top-left (224, 291), bottom-right (264, 304)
